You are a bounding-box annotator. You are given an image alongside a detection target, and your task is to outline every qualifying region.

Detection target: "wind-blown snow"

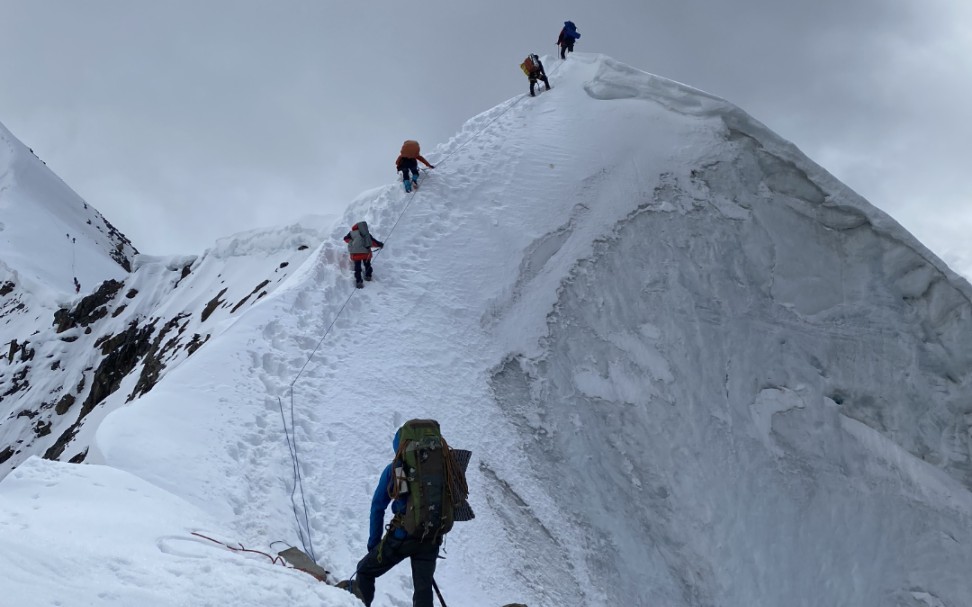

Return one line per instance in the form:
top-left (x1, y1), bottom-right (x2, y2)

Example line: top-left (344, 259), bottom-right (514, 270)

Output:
top-left (2, 53), bottom-right (972, 607)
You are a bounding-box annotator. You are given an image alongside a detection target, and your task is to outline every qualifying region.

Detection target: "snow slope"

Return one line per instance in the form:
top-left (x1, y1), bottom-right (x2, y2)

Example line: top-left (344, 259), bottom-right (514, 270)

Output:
top-left (3, 53), bottom-right (972, 607)
top-left (0, 120), bottom-right (135, 298)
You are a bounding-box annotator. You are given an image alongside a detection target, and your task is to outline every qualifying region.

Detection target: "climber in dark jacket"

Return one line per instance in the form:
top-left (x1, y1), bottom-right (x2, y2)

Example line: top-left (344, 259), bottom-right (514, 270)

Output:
top-left (557, 20), bottom-right (580, 59)
top-left (520, 53), bottom-right (551, 97)
top-left (343, 221), bottom-right (384, 288)
top-left (342, 427), bottom-right (440, 607)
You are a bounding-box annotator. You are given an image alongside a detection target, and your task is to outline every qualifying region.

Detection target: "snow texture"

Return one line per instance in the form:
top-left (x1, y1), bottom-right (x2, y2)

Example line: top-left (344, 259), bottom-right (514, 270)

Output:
top-left (1, 53), bottom-right (971, 607)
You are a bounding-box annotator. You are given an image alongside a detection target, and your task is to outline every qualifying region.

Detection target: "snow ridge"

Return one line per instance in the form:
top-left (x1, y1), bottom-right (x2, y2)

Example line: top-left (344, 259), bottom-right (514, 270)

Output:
top-left (1, 53), bottom-right (971, 607)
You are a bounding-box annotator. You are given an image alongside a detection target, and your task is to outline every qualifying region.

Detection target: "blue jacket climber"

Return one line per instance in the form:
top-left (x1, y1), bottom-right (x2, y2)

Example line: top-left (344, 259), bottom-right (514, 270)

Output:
top-left (367, 428), bottom-right (408, 550)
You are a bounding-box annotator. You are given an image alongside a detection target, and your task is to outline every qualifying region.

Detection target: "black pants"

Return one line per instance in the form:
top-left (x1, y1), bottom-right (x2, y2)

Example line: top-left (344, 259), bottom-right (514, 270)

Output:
top-left (529, 71), bottom-right (550, 96)
top-left (354, 259), bottom-right (373, 283)
top-left (398, 157), bottom-right (419, 183)
top-left (354, 535), bottom-right (439, 607)
top-left (559, 40), bottom-right (574, 59)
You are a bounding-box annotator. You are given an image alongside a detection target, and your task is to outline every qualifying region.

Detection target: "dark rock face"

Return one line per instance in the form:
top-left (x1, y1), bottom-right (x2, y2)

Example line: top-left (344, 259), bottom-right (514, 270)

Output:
top-left (6, 340), bottom-right (33, 363)
top-left (231, 280), bottom-right (270, 313)
top-left (186, 333), bottom-right (209, 356)
top-left (2, 367), bottom-right (29, 398)
top-left (0, 446), bottom-right (15, 464)
top-left (90, 322), bottom-right (157, 408)
top-left (2, 230), bottom-right (311, 475)
top-left (201, 288), bottom-right (228, 322)
top-left (54, 394), bottom-right (76, 415)
top-left (130, 313), bottom-right (190, 401)
top-left (44, 321), bottom-right (155, 461)
top-left (53, 279), bottom-right (124, 333)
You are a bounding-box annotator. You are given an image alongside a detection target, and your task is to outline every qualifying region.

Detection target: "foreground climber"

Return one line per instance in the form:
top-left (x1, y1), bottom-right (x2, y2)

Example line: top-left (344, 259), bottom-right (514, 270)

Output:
top-left (343, 221), bottom-right (384, 288)
top-left (395, 140), bottom-right (435, 192)
top-left (520, 54), bottom-right (551, 97)
top-left (340, 420), bottom-right (472, 607)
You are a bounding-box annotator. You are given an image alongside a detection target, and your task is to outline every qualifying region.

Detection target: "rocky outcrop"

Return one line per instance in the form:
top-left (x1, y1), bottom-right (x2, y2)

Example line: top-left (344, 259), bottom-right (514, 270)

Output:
top-left (201, 288), bottom-right (228, 322)
top-left (53, 279), bottom-right (124, 333)
top-left (129, 313), bottom-right (190, 400)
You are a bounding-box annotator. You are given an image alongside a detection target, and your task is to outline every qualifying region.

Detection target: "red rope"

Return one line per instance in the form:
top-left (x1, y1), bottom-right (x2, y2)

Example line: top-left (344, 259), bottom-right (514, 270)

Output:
top-left (191, 532), bottom-right (286, 566)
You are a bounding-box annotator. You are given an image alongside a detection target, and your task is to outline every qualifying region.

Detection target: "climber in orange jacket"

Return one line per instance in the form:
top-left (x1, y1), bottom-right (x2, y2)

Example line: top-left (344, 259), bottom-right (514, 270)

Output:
top-left (395, 140), bottom-right (434, 193)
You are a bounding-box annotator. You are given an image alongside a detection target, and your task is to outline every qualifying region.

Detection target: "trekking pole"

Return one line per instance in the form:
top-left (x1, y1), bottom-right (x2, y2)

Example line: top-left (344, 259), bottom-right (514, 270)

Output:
top-left (432, 578), bottom-right (448, 607)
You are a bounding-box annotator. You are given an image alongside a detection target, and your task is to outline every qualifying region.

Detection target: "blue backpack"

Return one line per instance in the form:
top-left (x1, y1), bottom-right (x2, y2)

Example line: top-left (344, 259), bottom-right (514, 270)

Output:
top-left (564, 21), bottom-right (581, 40)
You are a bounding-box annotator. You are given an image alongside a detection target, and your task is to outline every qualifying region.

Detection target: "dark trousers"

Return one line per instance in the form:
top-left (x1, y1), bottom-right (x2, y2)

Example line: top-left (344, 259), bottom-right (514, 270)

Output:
top-left (398, 158), bottom-right (419, 183)
top-left (559, 40), bottom-right (574, 59)
top-left (354, 536), bottom-right (439, 607)
top-left (529, 72), bottom-right (550, 96)
top-left (354, 259), bottom-right (373, 283)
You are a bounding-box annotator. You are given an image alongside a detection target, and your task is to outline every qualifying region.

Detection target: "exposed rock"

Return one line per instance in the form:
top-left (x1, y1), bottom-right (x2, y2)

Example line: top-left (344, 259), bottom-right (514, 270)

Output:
top-left (45, 428), bottom-right (78, 461)
top-left (33, 420), bottom-right (52, 437)
top-left (45, 321), bottom-right (155, 461)
top-left (111, 240), bottom-right (133, 272)
top-left (186, 333), bottom-right (210, 356)
top-left (231, 280), bottom-right (270, 313)
top-left (279, 262), bottom-right (289, 269)
top-left (53, 279), bottom-right (124, 333)
top-left (1, 367), bottom-right (29, 398)
top-left (16, 409), bottom-right (38, 419)
top-left (20, 341), bottom-right (34, 362)
top-left (68, 449), bottom-right (88, 464)
top-left (0, 446), bottom-right (14, 464)
top-left (112, 304), bottom-right (127, 318)
top-left (125, 289), bottom-right (138, 299)
top-left (54, 394), bottom-right (76, 415)
top-left (0, 281), bottom-right (15, 296)
top-left (201, 288), bottom-right (228, 322)
top-left (130, 313), bottom-right (190, 400)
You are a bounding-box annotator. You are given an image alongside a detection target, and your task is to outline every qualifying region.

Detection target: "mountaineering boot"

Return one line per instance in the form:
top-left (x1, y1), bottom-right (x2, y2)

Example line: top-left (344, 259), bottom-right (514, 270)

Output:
top-left (403, 179), bottom-right (412, 193)
top-left (411, 177), bottom-right (419, 191)
top-left (365, 274), bottom-right (373, 281)
top-left (356, 280), bottom-right (364, 289)
top-left (337, 580), bottom-right (366, 603)
top-left (350, 580), bottom-right (367, 603)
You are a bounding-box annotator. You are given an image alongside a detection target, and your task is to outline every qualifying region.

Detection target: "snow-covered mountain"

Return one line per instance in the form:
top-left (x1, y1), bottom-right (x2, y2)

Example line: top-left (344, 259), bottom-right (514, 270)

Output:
top-left (2, 53), bottom-right (972, 607)
top-left (0, 120), bottom-right (135, 293)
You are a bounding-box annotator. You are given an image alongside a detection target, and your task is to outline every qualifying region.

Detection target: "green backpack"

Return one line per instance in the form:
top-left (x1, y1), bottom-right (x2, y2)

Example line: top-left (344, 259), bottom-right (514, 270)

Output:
top-left (392, 419), bottom-right (474, 542)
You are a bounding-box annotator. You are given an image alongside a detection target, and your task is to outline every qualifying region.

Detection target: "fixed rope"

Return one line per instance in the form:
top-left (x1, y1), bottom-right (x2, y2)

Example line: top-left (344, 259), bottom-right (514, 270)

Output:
top-left (278, 90), bottom-right (528, 563)
top-left (191, 531), bottom-right (286, 566)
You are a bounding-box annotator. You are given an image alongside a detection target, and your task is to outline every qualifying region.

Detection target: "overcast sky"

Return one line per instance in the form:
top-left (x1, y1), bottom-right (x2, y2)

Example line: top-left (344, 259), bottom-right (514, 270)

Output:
top-left (1, 1), bottom-right (970, 273)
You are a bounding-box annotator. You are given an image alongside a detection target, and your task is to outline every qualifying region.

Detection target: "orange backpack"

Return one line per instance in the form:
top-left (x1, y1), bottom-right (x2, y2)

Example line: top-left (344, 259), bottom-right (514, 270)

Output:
top-left (401, 140), bottom-right (420, 159)
top-left (520, 55), bottom-right (537, 76)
